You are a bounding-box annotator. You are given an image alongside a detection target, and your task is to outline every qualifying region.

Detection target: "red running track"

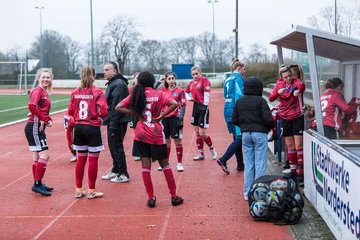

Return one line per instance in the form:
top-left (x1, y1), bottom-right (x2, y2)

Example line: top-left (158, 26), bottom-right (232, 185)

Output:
top-left (0, 88), bottom-right (291, 240)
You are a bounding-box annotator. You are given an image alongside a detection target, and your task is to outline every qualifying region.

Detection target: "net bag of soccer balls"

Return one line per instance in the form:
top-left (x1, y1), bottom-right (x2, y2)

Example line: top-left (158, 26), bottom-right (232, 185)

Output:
top-left (248, 174), bottom-right (304, 225)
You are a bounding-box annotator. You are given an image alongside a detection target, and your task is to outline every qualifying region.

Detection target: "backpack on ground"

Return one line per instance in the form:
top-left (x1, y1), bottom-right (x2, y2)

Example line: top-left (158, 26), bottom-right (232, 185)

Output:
top-left (248, 174), bottom-right (304, 225)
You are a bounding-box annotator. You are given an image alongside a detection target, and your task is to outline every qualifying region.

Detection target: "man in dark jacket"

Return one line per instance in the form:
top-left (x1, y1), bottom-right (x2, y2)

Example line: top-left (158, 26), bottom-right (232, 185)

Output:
top-left (232, 76), bottom-right (275, 200)
top-left (101, 61), bottom-right (131, 183)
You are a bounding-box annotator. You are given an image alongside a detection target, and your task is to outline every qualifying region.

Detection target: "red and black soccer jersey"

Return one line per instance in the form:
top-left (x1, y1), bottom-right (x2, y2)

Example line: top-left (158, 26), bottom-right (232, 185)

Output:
top-left (120, 87), bottom-right (174, 145)
top-left (67, 85), bottom-right (108, 127)
top-left (185, 76), bottom-right (211, 105)
top-left (159, 86), bottom-right (186, 118)
top-left (321, 89), bottom-right (358, 130)
top-left (269, 78), bottom-right (305, 121)
top-left (27, 86), bottom-right (51, 123)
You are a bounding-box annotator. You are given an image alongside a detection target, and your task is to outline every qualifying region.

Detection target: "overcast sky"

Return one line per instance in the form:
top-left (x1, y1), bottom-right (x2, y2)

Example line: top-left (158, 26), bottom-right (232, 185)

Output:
top-left (0, 0), bottom-right (357, 57)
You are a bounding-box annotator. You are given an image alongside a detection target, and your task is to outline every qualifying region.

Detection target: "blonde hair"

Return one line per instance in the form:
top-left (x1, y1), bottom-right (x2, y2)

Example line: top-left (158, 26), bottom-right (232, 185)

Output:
top-left (230, 59), bottom-right (245, 72)
top-left (191, 66), bottom-right (201, 73)
top-left (289, 65), bottom-right (304, 81)
top-left (279, 64), bottom-right (291, 77)
top-left (80, 66), bottom-right (95, 89)
top-left (36, 68), bottom-right (53, 92)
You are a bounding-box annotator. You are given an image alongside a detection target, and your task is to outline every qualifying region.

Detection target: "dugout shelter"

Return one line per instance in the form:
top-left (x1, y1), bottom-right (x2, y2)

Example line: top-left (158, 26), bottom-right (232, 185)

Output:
top-left (270, 25), bottom-right (360, 240)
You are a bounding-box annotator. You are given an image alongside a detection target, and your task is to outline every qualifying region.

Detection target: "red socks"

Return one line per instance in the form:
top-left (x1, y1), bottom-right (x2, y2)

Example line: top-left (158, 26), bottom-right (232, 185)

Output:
top-left (32, 161), bottom-right (37, 180)
top-left (162, 166), bottom-right (177, 197)
top-left (75, 152), bottom-right (88, 188)
top-left (288, 150), bottom-right (298, 174)
top-left (142, 168), bottom-right (154, 200)
top-left (203, 135), bottom-right (213, 148)
top-left (175, 144), bottom-right (183, 163)
top-left (35, 158), bottom-right (47, 181)
top-left (196, 137), bottom-right (204, 150)
top-left (88, 152), bottom-right (99, 189)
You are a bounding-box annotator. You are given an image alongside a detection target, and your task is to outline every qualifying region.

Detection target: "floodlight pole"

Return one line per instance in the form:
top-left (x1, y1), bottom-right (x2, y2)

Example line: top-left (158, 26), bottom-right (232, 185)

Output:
top-left (90, 0), bottom-right (95, 66)
top-left (35, 6), bottom-right (44, 68)
top-left (334, 0), bottom-right (337, 34)
top-left (234, 0), bottom-right (239, 58)
top-left (208, 0), bottom-right (218, 73)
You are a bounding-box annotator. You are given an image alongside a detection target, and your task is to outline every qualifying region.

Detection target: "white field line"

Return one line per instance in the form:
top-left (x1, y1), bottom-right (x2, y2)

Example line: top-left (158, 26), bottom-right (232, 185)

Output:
top-left (0, 98), bottom-right (69, 113)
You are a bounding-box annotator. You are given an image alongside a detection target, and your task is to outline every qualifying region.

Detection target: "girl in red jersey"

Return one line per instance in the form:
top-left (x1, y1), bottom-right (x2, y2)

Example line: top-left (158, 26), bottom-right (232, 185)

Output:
top-left (321, 77), bottom-right (359, 139)
top-left (269, 65), bottom-right (305, 184)
top-left (67, 66), bottom-right (108, 199)
top-left (116, 71), bottom-right (184, 208)
top-left (185, 66), bottom-right (217, 161)
top-left (158, 72), bottom-right (186, 172)
top-left (24, 68), bottom-right (54, 196)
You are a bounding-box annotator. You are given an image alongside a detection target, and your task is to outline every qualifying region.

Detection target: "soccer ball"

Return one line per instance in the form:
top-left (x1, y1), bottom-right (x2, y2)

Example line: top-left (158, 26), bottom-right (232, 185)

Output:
top-left (283, 206), bottom-right (302, 222)
top-left (250, 182), bottom-right (270, 201)
top-left (288, 178), bottom-right (297, 192)
top-left (270, 178), bottom-right (288, 191)
top-left (293, 192), bottom-right (305, 208)
top-left (275, 190), bottom-right (285, 201)
top-left (266, 190), bottom-right (281, 208)
top-left (250, 201), bottom-right (268, 219)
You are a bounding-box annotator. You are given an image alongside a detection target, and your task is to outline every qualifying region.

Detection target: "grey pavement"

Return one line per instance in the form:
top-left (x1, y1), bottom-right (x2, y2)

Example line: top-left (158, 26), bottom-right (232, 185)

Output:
top-left (267, 153), bottom-right (336, 240)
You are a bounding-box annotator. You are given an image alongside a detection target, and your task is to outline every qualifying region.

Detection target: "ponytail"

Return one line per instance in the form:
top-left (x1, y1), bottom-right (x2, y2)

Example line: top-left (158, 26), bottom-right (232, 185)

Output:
top-left (130, 71), bottom-right (155, 117)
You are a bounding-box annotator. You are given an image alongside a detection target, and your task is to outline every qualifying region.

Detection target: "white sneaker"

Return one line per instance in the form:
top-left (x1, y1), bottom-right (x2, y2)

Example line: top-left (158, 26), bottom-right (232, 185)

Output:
top-left (177, 163), bottom-right (184, 172)
top-left (210, 148), bottom-right (218, 160)
top-left (282, 168), bottom-right (291, 174)
top-left (101, 172), bottom-right (117, 180)
top-left (87, 191), bottom-right (104, 199)
top-left (157, 166), bottom-right (163, 171)
top-left (193, 153), bottom-right (205, 161)
top-left (70, 155), bottom-right (77, 162)
top-left (110, 174), bottom-right (129, 183)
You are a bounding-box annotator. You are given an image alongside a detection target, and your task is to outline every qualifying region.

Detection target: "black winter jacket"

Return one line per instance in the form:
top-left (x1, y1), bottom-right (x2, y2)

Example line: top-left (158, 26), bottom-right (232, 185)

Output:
top-left (103, 73), bottom-right (130, 128)
top-left (232, 76), bottom-right (275, 133)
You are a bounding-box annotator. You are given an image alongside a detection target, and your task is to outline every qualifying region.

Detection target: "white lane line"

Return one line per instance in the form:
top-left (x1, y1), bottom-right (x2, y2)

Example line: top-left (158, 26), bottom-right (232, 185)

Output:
top-left (158, 132), bottom-right (194, 240)
top-left (33, 199), bottom-right (78, 240)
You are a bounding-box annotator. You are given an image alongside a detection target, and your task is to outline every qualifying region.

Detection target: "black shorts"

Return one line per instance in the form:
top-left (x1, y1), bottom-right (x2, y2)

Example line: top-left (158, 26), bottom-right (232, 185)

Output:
top-left (162, 116), bottom-right (183, 139)
top-left (24, 122), bottom-right (48, 152)
top-left (133, 140), bottom-right (167, 160)
top-left (281, 115), bottom-right (304, 137)
top-left (191, 102), bottom-right (209, 128)
top-left (73, 124), bottom-right (104, 152)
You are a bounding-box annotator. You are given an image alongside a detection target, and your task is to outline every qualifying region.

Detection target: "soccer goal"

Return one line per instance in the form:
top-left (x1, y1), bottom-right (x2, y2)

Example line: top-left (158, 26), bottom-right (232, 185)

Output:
top-left (0, 61), bottom-right (28, 94)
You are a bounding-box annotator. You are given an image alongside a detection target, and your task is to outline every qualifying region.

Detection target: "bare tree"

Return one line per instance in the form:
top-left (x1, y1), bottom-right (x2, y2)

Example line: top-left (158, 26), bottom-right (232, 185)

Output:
top-left (29, 30), bottom-right (67, 77)
top-left (180, 37), bottom-right (198, 64)
top-left (197, 32), bottom-right (213, 68)
top-left (247, 43), bottom-right (268, 63)
top-left (217, 37), bottom-right (236, 70)
top-left (137, 40), bottom-right (169, 72)
top-left (102, 15), bottom-right (141, 73)
top-left (64, 37), bottom-right (82, 77)
top-left (307, 4), bottom-right (358, 37)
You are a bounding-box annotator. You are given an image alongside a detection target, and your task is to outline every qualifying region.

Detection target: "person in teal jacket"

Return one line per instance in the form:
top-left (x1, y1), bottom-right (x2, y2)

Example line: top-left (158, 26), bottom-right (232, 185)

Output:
top-left (217, 59), bottom-right (245, 174)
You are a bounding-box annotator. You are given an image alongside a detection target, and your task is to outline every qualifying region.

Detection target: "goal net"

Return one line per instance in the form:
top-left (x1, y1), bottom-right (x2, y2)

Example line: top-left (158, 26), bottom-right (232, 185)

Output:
top-left (0, 61), bottom-right (28, 95)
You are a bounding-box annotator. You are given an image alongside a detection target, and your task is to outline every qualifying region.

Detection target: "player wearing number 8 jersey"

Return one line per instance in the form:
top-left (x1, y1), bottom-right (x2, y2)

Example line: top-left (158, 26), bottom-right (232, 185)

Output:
top-left (116, 71), bottom-right (184, 208)
top-left (67, 66), bottom-right (108, 199)
top-left (24, 68), bottom-right (54, 196)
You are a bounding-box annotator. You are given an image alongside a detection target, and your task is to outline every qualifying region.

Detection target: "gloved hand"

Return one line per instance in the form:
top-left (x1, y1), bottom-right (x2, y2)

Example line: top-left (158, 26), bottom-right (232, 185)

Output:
top-left (177, 118), bottom-right (184, 130)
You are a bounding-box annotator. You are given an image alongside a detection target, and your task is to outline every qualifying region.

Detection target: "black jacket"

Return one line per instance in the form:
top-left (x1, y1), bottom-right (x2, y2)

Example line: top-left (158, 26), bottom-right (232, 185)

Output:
top-left (232, 76), bottom-right (275, 133)
top-left (103, 73), bottom-right (130, 128)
